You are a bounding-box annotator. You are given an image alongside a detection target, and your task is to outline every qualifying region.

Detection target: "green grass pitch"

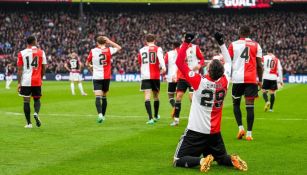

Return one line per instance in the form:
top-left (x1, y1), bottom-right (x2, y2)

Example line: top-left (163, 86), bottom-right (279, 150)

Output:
top-left (0, 81), bottom-right (306, 175)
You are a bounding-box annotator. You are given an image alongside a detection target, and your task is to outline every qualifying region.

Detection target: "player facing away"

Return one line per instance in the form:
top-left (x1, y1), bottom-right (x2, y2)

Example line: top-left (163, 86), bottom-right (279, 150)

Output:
top-left (138, 34), bottom-right (166, 125)
top-left (262, 50), bottom-right (283, 112)
top-left (164, 42), bottom-right (180, 110)
top-left (86, 36), bottom-right (121, 123)
top-left (64, 52), bottom-right (87, 96)
top-left (17, 36), bottom-right (46, 128)
top-left (170, 33), bottom-right (205, 126)
top-left (173, 33), bottom-right (247, 173)
top-left (228, 26), bottom-right (263, 141)
top-left (5, 63), bottom-right (14, 89)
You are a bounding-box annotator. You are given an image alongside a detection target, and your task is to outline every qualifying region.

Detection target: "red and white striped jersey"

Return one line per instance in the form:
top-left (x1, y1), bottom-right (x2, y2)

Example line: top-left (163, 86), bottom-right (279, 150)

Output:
top-left (228, 38), bottom-right (262, 84)
top-left (87, 46), bottom-right (118, 80)
top-left (164, 48), bottom-right (179, 82)
top-left (177, 44), bottom-right (204, 80)
top-left (138, 44), bottom-right (166, 80)
top-left (17, 46), bottom-right (47, 87)
top-left (176, 42), bottom-right (232, 134)
top-left (67, 58), bottom-right (81, 73)
top-left (262, 54), bottom-right (283, 82)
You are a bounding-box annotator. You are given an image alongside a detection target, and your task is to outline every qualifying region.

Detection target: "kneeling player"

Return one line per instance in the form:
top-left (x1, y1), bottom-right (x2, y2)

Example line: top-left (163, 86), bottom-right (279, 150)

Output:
top-left (262, 50), bottom-right (283, 112)
top-left (173, 33), bottom-right (247, 172)
top-left (17, 36), bottom-right (46, 128)
top-left (86, 36), bottom-right (121, 123)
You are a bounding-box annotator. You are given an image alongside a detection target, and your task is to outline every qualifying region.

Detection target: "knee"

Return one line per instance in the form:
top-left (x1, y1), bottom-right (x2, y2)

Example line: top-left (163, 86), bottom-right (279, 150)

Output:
top-left (24, 97), bottom-right (30, 103)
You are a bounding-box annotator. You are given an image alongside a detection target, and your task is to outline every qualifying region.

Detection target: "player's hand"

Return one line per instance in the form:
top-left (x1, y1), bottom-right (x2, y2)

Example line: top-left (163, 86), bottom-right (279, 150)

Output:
top-left (214, 32), bottom-right (224, 45)
top-left (279, 82), bottom-right (284, 87)
top-left (184, 33), bottom-right (195, 43)
top-left (257, 82), bottom-right (262, 89)
top-left (192, 64), bottom-right (201, 71)
top-left (160, 68), bottom-right (166, 75)
top-left (17, 83), bottom-right (21, 92)
top-left (172, 76), bottom-right (177, 82)
top-left (103, 36), bottom-right (110, 43)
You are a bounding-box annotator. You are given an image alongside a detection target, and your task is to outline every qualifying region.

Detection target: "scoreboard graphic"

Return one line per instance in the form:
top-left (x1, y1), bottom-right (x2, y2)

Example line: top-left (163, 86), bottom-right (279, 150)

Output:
top-left (209, 0), bottom-right (272, 8)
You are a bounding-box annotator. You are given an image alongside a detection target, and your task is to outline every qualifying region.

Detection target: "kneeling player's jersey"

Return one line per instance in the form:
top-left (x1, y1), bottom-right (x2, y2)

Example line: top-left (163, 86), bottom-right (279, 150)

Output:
top-left (138, 44), bottom-right (165, 80)
top-left (177, 42), bottom-right (231, 135)
top-left (17, 46), bottom-right (47, 87)
top-left (87, 46), bottom-right (118, 80)
top-left (164, 48), bottom-right (179, 82)
top-left (262, 54), bottom-right (283, 82)
top-left (67, 58), bottom-right (81, 73)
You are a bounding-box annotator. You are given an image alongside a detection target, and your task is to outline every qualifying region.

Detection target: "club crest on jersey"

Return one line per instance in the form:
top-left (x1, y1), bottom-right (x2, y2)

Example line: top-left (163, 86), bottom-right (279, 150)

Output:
top-left (188, 71), bottom-right (195, 77)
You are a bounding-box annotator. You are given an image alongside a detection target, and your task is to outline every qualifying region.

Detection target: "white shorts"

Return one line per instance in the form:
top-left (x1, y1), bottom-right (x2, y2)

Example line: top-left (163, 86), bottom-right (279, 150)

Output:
top-left (69, 72), bottom-right (82, 81)
top-left (6, 75), bottom-right (13, 81)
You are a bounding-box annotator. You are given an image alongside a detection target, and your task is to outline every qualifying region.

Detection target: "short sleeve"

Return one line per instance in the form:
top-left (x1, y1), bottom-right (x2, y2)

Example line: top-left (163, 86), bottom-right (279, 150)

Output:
top-left (109, 47), bottom-right (118, 55)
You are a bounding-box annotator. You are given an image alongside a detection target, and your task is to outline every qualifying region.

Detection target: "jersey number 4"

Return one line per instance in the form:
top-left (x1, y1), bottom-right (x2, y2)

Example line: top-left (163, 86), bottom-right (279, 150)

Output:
top-left (25, 56), bottom-right (39, 69)
top-left (240, 47), bottom-right (250, 63)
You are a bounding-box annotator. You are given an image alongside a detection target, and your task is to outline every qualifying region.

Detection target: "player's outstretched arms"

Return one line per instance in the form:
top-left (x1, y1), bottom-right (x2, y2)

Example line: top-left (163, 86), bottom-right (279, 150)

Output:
top-left (176, 33), bottom-right (201, 90)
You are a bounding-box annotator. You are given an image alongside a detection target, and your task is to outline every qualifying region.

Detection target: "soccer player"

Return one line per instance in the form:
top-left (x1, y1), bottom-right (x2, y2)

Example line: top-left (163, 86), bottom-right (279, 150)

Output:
top-left (164, 42), bottom-right (180, 110)
top-left (17, 36), bottom-right (46, 128)
top-left (5, 63), bottom-right (14, 89)
top-left (173, 33), bottom-right (247, 173)
top-left (86, 36), bottom-right (121, 123)
top-left (228, 26), bottom-right (263, 141)
top-left (262, 50), bottom-right (283, 112)
top-left (170, 33), bottom-right (205, 126)
top-left (138, 34), bottom-right (166, 125)
top-left (64, 52), bottom-right (87, 96)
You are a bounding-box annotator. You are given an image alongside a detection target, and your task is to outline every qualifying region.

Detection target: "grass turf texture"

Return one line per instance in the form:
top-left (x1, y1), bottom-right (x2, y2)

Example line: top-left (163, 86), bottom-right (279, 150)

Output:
top-left (0, 81), bottom-right (306, 175)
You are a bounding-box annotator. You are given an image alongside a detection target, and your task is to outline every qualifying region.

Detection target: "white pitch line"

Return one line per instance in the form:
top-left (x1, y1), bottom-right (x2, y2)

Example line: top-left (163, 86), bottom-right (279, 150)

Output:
top-left (2, 111), bottom-right (307, 121)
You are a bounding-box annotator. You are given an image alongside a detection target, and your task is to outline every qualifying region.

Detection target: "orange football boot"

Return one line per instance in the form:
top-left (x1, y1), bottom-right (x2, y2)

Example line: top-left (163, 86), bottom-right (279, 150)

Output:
top-left (237, 130), bottom-right (245, 140)
top-left (200, 154), bottom-right (214, 173)
top-left (231, 155), bottom-right (248, 171)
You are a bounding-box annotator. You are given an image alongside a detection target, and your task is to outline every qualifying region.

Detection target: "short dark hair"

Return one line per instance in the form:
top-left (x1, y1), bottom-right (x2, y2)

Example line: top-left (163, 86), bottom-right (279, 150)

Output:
top-left (96, 36), bottom-right (106, 45)
top-left (266, 48), bottom-right (274, 53)
top-left (208, 59), bottom-right (224, 81)
top-left (173, 42), bottom-right (181, 49)
top-left (146, 34), bottom-right (155, 42)
top-left (26, 35), bottom-right (36, 45)
top-left (239, 26), bottom-right (251, 37)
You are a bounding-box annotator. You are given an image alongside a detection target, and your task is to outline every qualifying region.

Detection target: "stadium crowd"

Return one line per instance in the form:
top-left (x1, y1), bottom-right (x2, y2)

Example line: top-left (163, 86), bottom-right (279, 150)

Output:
top-left (0, 7), bottom-right (306, 75)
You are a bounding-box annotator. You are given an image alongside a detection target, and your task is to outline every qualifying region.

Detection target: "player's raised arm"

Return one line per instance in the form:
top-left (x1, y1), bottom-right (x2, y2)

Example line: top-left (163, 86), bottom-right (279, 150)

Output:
top-left (176, 33), bottom-right (201, 91)
top-left (104, 36), bottom-right (122, 54)
top-left (214, 32), bottom-right (232, 78)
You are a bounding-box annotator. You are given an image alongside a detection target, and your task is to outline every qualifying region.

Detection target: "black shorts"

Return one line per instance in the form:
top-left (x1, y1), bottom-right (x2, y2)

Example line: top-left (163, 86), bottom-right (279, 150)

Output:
top-left (141, 79), bottom-right (160, 91)
top-left (262, 79), bottom-right (278, 90)
top-left (177, 79), bottom-right (193, 93)
top-left (232, 83), bottom-right (258, 99)
top-left (93, 79), bottom-right (110, 92)
top-left (19, 86), bottom-right (42, 98)
top-left (174, 130), bottom-right (228, 161)
top-left (168, 82), bottom-right (177, 94)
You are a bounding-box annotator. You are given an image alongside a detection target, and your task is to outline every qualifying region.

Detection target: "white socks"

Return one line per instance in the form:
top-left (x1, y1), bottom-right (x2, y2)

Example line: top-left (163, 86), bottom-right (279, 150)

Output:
top-left (70, 83), bottom-right (75, 95)
top-left (78, 83), bottom-right (85, 94)
top-left (239, 125), bottom-right (244, 131)
top-left (247, 131), bottom-right (252, 137)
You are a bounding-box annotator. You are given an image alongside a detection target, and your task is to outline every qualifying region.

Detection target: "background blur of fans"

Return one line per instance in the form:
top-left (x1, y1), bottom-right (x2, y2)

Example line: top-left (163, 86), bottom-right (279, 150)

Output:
top-left (0, 1), bottom-right (306, 76)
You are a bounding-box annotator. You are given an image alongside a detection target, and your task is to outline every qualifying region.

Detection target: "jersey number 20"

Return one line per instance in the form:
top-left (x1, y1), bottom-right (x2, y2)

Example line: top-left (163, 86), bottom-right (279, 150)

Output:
top-left (142, 52), bottom-right (156, 64)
